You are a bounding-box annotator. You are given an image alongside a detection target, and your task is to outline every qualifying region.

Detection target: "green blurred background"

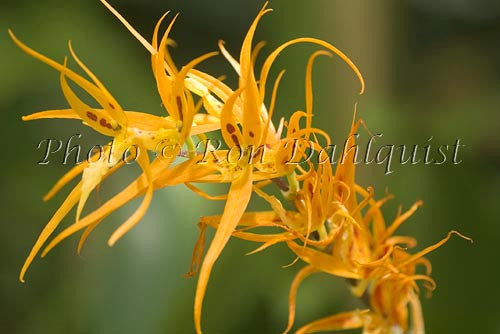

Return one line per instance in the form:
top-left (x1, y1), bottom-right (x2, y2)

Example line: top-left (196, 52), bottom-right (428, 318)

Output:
top-left (1, 0), bottom-right (499, 333)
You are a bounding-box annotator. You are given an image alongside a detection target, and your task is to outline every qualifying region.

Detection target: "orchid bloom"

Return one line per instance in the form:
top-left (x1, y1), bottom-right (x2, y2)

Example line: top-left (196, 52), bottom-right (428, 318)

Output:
top-left (190, 3), bottom-right (366, 331)
top-left (10, 30), bottom-right (218, 282)
top-left (198, 114), bottom-right (471, 334)
top-left (11, 2), bottom-right (472, 334)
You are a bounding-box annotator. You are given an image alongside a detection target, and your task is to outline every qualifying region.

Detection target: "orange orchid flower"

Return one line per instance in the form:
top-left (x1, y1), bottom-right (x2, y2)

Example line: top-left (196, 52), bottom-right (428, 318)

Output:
top-left (10, 31), bottom-right (218, 282)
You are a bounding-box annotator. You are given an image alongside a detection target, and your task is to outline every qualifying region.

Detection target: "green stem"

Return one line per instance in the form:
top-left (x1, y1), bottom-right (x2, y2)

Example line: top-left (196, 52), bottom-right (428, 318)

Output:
top-left (185, 136), bottom-right (197, 159)
top-left (286, 171), bottom-right (299, 201)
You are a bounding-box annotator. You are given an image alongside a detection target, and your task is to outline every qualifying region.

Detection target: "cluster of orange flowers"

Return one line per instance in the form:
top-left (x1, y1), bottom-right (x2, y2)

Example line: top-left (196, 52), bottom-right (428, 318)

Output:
top-left (13, 1), bottom-right (470, 333)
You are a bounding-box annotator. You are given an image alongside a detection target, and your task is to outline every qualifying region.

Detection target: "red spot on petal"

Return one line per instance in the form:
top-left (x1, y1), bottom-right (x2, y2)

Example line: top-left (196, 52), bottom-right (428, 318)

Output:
top-left (231, 134), bottom-right (240, 147)
top-left (100, 118), bottom-right (113, 129)
top-left (226, 123), bottom-right (236, 134)
top-left (86, 111), bottom-right (97, 122)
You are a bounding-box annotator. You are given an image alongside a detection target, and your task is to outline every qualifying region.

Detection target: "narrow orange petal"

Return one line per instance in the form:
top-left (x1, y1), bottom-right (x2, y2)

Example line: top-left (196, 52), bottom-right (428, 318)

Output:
top-left (246, 235), bottom-right (288, 255)
top-left (184, 223), bottom-right (207, 278)
top-left (200, 211), bottom-right (280, 228)
top-left (384, 201), bottom-right (423, 238)
top-left (194, 167), bottom-right (253, 334)
top-left (22, 109), bottom-right (80, 121)
top-left (184, 183), bottom-right (227, 201)
top-left (398, 230), bottom-right (472, 268)
top-left (260, 37), bottom-right (365, 100)
top-left (99, 0), bottom-right (156, 54)
top-left (42, 158), bottom-right (204, 256)
top-left (60, 61), bottom-right (121, 136)
top-left (23, 109), bottom-right (176, 132)
top-left (108, 145), bottom-right (153, 246)
top-left (9, 31), bottom-right (126, 127)
top-left (77, 218), bottom-right (103, 255)
top-left (305, 50), bottom-right (332, 136)
top-left (286, 240), bottom-right (361, 279)
top-left (67, 41), bottom-right (127, 127)
top-left (19, 183), bottom-right (81, 282)
top-left (283, 265), bottom-right (317, 334)
top-left (42, 155), bottom-right (95, 201)
top-left (295, 309), bottom-right (368, 334)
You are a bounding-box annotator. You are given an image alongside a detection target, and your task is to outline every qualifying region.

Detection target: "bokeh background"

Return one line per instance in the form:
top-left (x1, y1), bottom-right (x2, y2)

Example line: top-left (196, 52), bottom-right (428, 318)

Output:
top-left (1, 0), bottom-right (499, 333)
